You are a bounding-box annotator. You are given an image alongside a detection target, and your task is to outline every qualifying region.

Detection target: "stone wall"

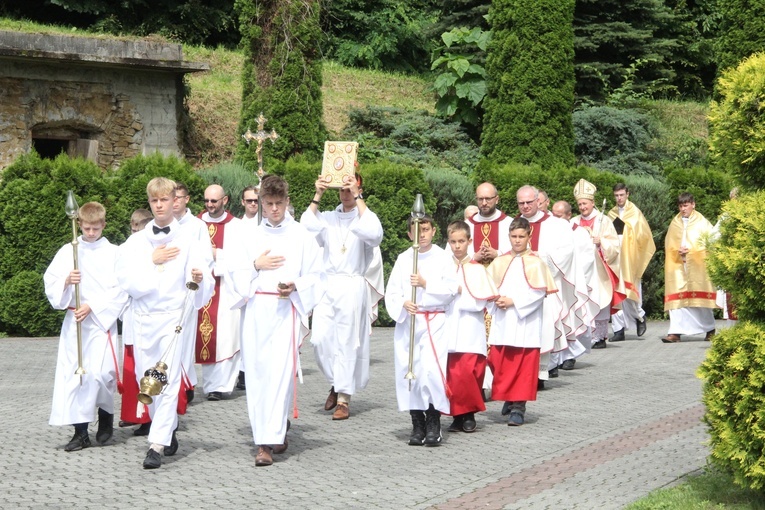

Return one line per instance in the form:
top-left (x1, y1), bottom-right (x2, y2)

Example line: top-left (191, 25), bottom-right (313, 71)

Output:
top-left (0, 31), bottom-right (207, 171)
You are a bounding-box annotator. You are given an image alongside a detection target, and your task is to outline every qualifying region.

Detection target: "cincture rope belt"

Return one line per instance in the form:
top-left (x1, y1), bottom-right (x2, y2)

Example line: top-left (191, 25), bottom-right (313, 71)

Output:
top-left (68, 307), bottom-right (123, 393)
top-left (256, 291), bottom-right (300, 419)
top-left (416, 310), bottom-right (452, 399)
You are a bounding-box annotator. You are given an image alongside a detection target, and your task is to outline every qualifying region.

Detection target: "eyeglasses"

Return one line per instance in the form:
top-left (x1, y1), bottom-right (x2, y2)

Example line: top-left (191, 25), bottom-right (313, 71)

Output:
top-left (476, 196), bottom-right (498, 203)
top-left (204, 198), bottom-right (220, 204)
top-left (517, 200), bottom-right (535, 206)
top-left (175, 195), bottom-right (189, 200)
top-left (244, 199), bottom-right (259, 204)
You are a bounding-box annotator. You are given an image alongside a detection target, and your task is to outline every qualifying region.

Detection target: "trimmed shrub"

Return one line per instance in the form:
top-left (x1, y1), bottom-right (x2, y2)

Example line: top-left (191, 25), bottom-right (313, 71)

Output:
top-left (706, 191), bottom-right (765, 322)
top-left (0, 271), bottom-right (63, 337)
top-left (698, 322), bottom-right (765, 490)
top-left (573, 106), bottom-right (660, 178)
top-left (709, 52), bottom-right (765, 191)
top-left (473, 161), bottom-right (622, 213)
top-left (482, 0), bottom-right (576, 168)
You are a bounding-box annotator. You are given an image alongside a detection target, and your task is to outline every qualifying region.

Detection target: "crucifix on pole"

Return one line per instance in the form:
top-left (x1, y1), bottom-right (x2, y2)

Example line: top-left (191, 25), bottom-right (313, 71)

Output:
top-left (242, 112), bottom-right (279, 223)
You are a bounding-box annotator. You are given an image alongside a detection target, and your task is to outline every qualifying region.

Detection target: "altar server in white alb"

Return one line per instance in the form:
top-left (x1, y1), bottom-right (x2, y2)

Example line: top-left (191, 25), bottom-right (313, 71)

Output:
top-left (385, 214), bottom-right (459, 447)
top-left (117, 177), bottom-right (214, 469)
top-left (45, 201), bottom-right (129, 452)
top-left (229, 175), bottom-right (326, 467)
top-left (195, 184), bottom-right (242, 401)
top-left (487, 217), bottom-right (559, 426)
top-left (301, 172), bottom-right (384, 421)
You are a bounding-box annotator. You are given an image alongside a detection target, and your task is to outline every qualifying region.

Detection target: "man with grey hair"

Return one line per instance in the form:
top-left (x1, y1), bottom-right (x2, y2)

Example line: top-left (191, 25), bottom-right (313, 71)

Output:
top-left (514, 185), bottom-right (582, 391)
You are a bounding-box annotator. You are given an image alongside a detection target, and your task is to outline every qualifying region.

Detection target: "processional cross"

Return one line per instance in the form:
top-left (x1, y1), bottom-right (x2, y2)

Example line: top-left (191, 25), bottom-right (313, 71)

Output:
top-left (242, 113), bottom-right (279, 224)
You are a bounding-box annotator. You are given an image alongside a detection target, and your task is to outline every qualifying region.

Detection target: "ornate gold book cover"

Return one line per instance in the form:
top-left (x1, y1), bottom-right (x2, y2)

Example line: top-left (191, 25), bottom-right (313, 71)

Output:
top-left (320, 141), bottom-right (358, 188)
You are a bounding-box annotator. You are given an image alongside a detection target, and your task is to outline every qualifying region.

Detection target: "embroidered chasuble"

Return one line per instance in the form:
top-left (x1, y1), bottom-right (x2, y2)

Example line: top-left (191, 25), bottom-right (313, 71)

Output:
top-left (468, 212), bottom-right (508, 264)
top-left (196, 211), bottom-right (236, 363)
top-left (664, 211), bottom-right (716, 311)
top-left (608, 201), bottom-right (655, 301)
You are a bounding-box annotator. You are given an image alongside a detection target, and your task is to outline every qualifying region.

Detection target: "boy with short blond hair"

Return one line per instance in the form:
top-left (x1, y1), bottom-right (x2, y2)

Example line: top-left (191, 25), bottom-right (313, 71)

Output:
top-left (116, 177), bottom-right (214, 469)
top-left (385, 214), bottom-right (459, 446)
top-left (45, 201), bottom-right (129, 452)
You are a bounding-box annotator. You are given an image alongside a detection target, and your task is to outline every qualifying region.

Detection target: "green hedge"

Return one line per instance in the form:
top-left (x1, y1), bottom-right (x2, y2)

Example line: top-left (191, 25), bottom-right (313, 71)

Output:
top-left (698, 322), bottom-right (765, 490)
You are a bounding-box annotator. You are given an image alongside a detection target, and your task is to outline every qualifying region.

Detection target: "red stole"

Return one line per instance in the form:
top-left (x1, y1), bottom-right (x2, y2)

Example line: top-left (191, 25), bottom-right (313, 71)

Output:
top-left (468, 212), bottom-right (508, 255)
top-left (195, 211), bottom-right (235, 364)
top-left (526, 212), bottom-right (551, 251)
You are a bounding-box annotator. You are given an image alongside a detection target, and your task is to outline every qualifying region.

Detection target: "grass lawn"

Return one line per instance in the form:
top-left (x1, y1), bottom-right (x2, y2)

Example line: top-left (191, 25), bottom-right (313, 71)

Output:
top-left (626, 467), bottom-right (765, 509)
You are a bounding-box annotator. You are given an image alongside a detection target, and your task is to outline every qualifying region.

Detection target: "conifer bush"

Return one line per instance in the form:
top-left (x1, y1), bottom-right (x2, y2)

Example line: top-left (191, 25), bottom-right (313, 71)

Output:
top-left (481, 0), bottom-right (576, 168)
top-left (698, 322), bottom-right (765, 490)
top-left (709, 52), bottom-right (765, 191)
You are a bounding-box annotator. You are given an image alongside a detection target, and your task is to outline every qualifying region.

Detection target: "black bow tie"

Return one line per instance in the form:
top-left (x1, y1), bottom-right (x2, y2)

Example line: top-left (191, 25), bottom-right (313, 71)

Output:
top-left (153, 225), bottom-right (171, 235)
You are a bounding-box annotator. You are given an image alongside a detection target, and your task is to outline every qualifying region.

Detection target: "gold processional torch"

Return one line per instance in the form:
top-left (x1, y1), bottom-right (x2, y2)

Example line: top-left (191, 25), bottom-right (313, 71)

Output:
top-left (242, 112), bottom-right (279, 224)
top-left (65, 191), bottom-right (86, 383)
top-left (405, 194), bottom-right (426, 390)
top-left (137, 279), bottom-right (200, 405)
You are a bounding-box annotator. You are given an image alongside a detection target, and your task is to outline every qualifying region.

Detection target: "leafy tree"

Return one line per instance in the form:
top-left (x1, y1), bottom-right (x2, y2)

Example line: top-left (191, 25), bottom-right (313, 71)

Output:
top-left (431, 26), bottom-right (489, 135)
top-left (37, 0), bottom-right (239, 46)
top-left (481, 0), bottom-right (575, 167)
top-left (321, 0), bottom-right (440, 73)
top-left (574, 0), bottom-right (680, 101)
top-left (428, 0), bottom-right (490, 40)
top-left (715, 0), bottom-right (765, 72)
top-left (235, 0), bottom-right (327, 166)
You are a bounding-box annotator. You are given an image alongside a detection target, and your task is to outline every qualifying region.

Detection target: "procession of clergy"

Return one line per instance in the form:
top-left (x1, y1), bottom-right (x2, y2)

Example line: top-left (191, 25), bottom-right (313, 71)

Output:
top-left (44, 172), bottom-right (722, 468)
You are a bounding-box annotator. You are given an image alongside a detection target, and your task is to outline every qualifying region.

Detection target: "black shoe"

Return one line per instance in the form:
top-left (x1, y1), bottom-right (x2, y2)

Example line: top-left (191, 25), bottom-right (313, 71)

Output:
top-left (537, 379), bottom-right (546, 390)
top-left (462, 413), bottom-right (477, 433)
top-left (143, 449), bottom-right (162, 469)
top-left (424, 405), bottom-right (442, 446)
top-left (133, 422), bottom-right (151, 436)
top-left (186, 388), bottom-right (195, 403)
top-left (592, 339), bottom-right (607, 349)
top-left (501, 401), bottom-right (512, 416)
top-left (482, 388), bottom-right (491, 402)
top-left (236, 371), bottom-right (246, 391)
top-left (548, 367), bottom-right (559, 378)
top-left (508, 411), bottom-right (525, 426)
top-left (560, 359), bottom-right (576, 371)
top-left (207, 391), bottom-right (222, 401)
top-left (447, 415), bottom-right (464, 432)
top-left (409, 411), bottom-right (426, 446)
top-left (165, 429), bottom-right (178, 456)
top-left (96, 408), bottom-right (114, 445)
top-left (64, 428), bottom-right (91, 452)
top-left (637, 318), bottom-right (647, 337)
top-left (610, 329), bottom-right (626, 342)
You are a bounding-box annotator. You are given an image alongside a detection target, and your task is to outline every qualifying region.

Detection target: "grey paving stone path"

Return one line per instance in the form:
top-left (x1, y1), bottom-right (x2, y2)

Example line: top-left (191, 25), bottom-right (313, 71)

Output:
top-left (0, 320), bottom-right (719, 509)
